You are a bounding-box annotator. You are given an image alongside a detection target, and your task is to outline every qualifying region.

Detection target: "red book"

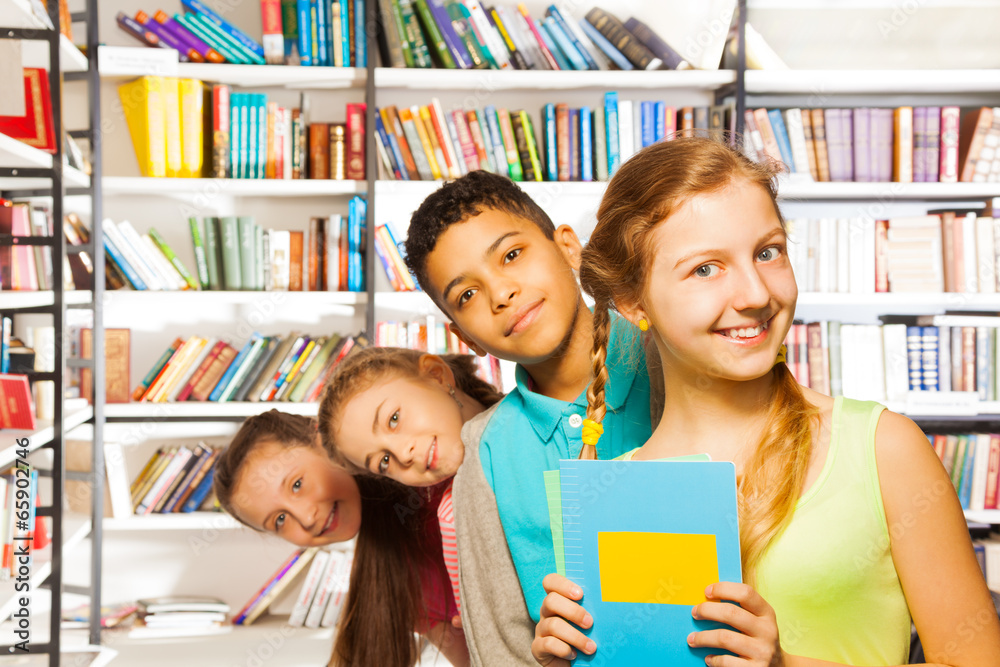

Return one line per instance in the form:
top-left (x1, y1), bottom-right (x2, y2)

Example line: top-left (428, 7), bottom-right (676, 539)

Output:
top-left (0, 375), bottom-right (35, 429)
top-left (874, 219), bottom-right (889, 292)
top-left (289, 231), bottom-right (304, 291)
top-left (345, 103), bottom-right (366, 180)
top-left (0, 68), bottom-right (56, 153)
top-left (211, 84), bottom-right (231, 178)
top-left (984, 434), bottom-right (1000, 510)
top-left (176, 341), bottom-right (228, 402)
top-left (555, 104), bottom-right (570, 181)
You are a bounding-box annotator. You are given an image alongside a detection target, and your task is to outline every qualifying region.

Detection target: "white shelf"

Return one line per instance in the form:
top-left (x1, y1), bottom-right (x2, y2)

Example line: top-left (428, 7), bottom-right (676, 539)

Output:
top-left (0, 290), bottom-right (92, 309)
top-left (0, 513), bottom-right (91, 621)
top-left (0, 132), bottom-right (90, 190)
top-left (795, 292), bottom-right (1000, 309)
top-left (964, 510), bottom-right (1000, 524)
top-left (101, 176), bottom-right (366, 197)
top-left (103, 289), bottom-right (366, 305)
top-left (375, 67), bottom-right (735, 91)
top-left (0, 399), bottom-right (92, 469)
top-left (104, 512), bottom-right (240, 531)
top-left (0, 0), bottom-right (88, 72)
top-left (746, 69), bottom-right (1000, 95)
top-left (105, 402), bottom-right (319, 420)
top-left (777, 178), bottom-right (1000, 200)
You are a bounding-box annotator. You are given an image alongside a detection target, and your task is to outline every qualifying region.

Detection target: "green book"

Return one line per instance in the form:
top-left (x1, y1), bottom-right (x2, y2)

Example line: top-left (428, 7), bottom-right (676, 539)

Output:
top-left (412, 0), bottom-right (456, 68)
top-left (398, 0), bottom-right (433, 68)
top-left (177, 12), bottom-right (247, 65)
top-left (384, 0), bottom-right (414, 67)
top-left (280, 0), bottom-right (298, 63)
top-left (218, 216), bottom-right (242, 290)
top-left (287, 335), bottom-right (341, 403)
top-left (202, 217), bottom-right (223, 290)
top-left (520, 111), bottom-right (543, 183)
top-left (254, 224), bottom-right (265, 291)
top-left (950, 435), bottom-right (968, 491)
top-left (187, 217), bottom-right (210, 290)
top-left (237, 216), bottom-right (256, 291)
top-left (446, 0), bottom-right (488, 69)
top-left (219, 336), bottom-right (267, 402)
top-left (149, 227), bottom-right (199, 290)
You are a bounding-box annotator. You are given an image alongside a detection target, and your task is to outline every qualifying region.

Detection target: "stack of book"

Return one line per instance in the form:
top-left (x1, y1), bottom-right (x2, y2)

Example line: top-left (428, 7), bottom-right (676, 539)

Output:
top-left (744, 106), bottom-right (1000, 183)
top-left (103, 219), bottom-right (198, 292)
top-left (132, 331), bottom-right (370, 404)
top-left (782, 315), bottom-right (1000, 405)
top-left (0, 469), bottom-right (49, 579)
top-left (118, 77), bottom-right (365, 180)
top-left (374, 224), bottom-right (417, 291)
top-left (234, 547), bottom-right (352, 626)
top-left (925, 432), bottom-right (1000, 512)
top-left (376, 3), bottom-right (686, 72)
top-left (786, 212), bottom-right (1000, 295)
top-left (376, 95), bottom-right (731, 183)
top-left (130, 596), bottom-right (231, 638)
top-left (127, 442), bottom-right (222, 516)
top-left (375, 316), bottom-right (503, 390)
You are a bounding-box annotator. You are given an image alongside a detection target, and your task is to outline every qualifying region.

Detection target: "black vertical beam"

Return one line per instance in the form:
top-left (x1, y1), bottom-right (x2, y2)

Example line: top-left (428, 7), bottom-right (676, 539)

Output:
top-left (364, 0), bottom-right (377, 336)
top-left (735, 0), bottom-right (747, 138)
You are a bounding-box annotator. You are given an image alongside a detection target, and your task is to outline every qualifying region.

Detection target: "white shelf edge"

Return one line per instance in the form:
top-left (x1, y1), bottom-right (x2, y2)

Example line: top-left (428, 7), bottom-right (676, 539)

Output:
top-left (746, 69), bottom-right (1000, 95)
top-left (778, 179), bottom-right (1000, 200)
top-left (0, 513), bottom-right (91, 620)
top-left (375, 67), bottom-right (735, 91)
top-left (0, 132), bottom-right (91, 189)
top-left (0, 290), bottom-right (92, 309)
top-left (0, 400), bottom-right (92, 469)
top-left (104, 512), bottom-right (240, 531)
top-left (60, 35), bottom-right (88, 73)
top-left (103, 290), bottom-right (366, 305)
top-left (101, 176), bottom-right (365, 197)
top-left (104, 402), bottom-right (320, 419)
top-left (964, 510), bottom-right (1000, 524)
top-left (795, 292), bottom-right (1000, 309)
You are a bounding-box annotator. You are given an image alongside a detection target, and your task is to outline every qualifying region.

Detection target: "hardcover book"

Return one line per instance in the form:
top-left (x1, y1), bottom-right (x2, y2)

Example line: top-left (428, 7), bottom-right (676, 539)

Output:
top-left (0, 68), bottom-right (56, 153)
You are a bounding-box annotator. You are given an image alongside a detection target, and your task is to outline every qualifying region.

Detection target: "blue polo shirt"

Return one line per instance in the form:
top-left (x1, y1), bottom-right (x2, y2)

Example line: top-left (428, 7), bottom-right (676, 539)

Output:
top-left (478, 314), bottom-right (652, 621)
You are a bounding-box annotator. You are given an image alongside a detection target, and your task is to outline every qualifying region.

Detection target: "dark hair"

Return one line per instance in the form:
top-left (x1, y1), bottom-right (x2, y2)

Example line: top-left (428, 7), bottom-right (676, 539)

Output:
top-left (404, 170), bottom-right (556, 309)
top-left (214, 410), bottom-right (448, 667)
top-left (318, 347), bottom-right (503, 474)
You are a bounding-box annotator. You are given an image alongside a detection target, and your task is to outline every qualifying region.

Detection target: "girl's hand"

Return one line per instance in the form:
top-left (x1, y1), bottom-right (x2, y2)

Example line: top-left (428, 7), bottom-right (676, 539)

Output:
top-left (531, 573), bottom-right (597, 666)
top-left (687, 582), bottom-right (785, 667)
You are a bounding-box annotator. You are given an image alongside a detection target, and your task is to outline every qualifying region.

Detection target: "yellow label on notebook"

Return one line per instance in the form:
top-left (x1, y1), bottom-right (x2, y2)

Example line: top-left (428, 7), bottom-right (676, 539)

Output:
top-left (598, 532), bottom-right (718, 605)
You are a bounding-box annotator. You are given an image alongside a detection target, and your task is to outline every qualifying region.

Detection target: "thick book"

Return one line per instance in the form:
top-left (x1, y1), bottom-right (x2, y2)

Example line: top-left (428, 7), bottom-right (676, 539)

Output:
top-left (559, 459), bottom-right (740, 665)
top-left (0, 375), bottom-right (35, 430)
top-left (584, 8), bottom-right (661, 70)
top-left (0, 68), bottom-right (56, 153)
top-left (80, 328), bottom-right (131, 404)
top-left (623, 17), bottom-right (685, 70)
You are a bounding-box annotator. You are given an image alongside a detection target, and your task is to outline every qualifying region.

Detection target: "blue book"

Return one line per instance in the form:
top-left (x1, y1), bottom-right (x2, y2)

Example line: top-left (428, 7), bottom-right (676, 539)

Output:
top-left (375, 114), bottom-right (406, 179)
top-left (182, 0), bottom-right (265, 59)
top-left (190, 12), bottom-right (256, 64)
top-left (239, 94), bottom-right (250, 179)
top-left (654, 101), bottom-right (666, 142)
top-left (604, 92), bottom-right (620, 176)
top-left (103, 236), bottom-right (147, 290)
top-left (257, 94), bottom-right (267, 178)
top-left (921, 326), bottom-right (940, 392)
top-left (640, 101), bottom-right (655, 148)
top-left (958, 437), bottom-right (976, 509)
top-left (535, 19), bottom-right (570, 70)
top-left (297, 0), bottom-right (312, 65)
top-left (381, 223), bottom-right (420, 291)
top-left (546, 5), bottom-right (597, 69)
top-left (229, 92), bottom-right (240, 177)
top-left (340, 1), bottom-right (351, 66)
top-left (247, 97), bottom-right (259, 180)
top-left (580, 106), bottom-right (593, 182)
top-left (568, 108), bottom-right (579, 181)
top-left (475, 111), bottom-right (498, 173)
top-left (176, 12), bottom-right (244, 64)
top-left (578, 18), bottom-right (633, 71)
top-left (560, 459), bottom-right (741, 665)
top-left (484, 106), bottom-right (509, 178)
top-left (543, 16), bottom-right (586, 70)
top-left (182, 468), bottom-right (217, 513)
top-left (208, 334), bottom-right (260, 402)
top-left (905, 326), bottom-right (923, 392)
top-left (313, 0), bottom-right (329, 66)
top-left (766, 109), bottom-right (796, 172)
top-left (354, 0), bottom-right (367, 66)
top-left (430, 0), bottom-right (472, 69)
top-left (543, 104), bottom-right (558, 181)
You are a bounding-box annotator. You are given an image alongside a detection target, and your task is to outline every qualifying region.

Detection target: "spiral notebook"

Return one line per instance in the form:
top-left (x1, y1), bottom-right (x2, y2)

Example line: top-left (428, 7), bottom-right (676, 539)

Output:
top-left (558, 458), bottom-right (741, 665)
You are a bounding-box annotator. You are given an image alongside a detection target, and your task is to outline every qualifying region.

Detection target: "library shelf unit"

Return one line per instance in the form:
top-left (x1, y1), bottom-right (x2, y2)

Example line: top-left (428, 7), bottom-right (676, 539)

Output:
top-left (103, 402), bottom-right (319, 420)
top-left (0, 132), bottom-right (90, 191)
top-left (3, 0), bottom-right (88, 73)
top-left (100, 176), bottom-right (367, 197)
top-left (0, 398), bottom-right (92, 468)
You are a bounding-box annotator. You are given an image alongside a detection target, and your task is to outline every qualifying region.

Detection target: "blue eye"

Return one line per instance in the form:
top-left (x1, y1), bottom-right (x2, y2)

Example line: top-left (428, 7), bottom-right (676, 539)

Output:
top-left (274, 513), bottom-right (286, 530)
top-left (758, 246), bottom-right (782, 262)
top-left (694, 264), bottom-right (719, 278)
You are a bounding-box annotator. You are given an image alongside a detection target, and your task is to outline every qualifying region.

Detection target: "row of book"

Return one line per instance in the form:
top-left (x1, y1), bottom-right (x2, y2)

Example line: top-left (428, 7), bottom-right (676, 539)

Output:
top-left (132, 332), bottom-right (370, 404)
top-left (119, 77), bottom-right (366, 181)
top-left (784, 212), bottom-right (1000, 295)
top-left (376, 3), bottom-right (683, 72)
top-left (374, 224), bottom-right (417, 291)
top-left (128, 442), bottom-right (221, 516)
top-left (745, 106), bottom-right (999, 184)
top-left (0, 202), bottom-right (95, 292)
top-left (375, 94), bottom-right (731, 183)
top-left (235, 547), bottom-right (352, 628)
top-left (783, 315), bottom-right (1000, 404)
top-left (103, 218), bottom-right (198, 292)
top-left (928, 432), bottom-right (1000, 512)
top-left (0, 470), bottom-right (50, 579)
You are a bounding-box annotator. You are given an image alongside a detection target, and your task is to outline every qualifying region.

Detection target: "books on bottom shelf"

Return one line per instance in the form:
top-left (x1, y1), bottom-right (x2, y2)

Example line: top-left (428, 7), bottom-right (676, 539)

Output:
top-left (129, 596), bottom-right (232, 638)
top-left (928, 432), bottom-right (1000, 512)
top-left (234, 547), bottom-right (352, 627)
top-left (0, 469), bottom-right (49, 579)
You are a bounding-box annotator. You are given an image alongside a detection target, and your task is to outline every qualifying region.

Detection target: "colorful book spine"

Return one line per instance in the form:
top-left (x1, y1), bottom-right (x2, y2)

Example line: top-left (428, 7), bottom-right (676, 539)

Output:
top-left (182, 0), bottom-right (266, 60)
top-left (604, 92), bottom-right (620, 176)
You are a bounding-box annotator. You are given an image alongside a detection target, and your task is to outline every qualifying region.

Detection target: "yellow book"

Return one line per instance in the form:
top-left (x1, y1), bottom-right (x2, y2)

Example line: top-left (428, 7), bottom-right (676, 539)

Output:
top-left (143, 336), bottom-right (197, 402)
top-left (151, 336), bottom-right (208, 402)
top-left (278, 339), bottom-right (316, 397)
top-left (408, 105), bottom-right (442, 180)
top-left (118, 76), bottom-right (167, 177)
top-left (131, 446), bottom-right (177, 511)
top-left (178, 78), bottom-right (204, 178)
top-left (419, 105), bottom-right (453, 179)
top-left (161, 76), bottom-right (183, 177)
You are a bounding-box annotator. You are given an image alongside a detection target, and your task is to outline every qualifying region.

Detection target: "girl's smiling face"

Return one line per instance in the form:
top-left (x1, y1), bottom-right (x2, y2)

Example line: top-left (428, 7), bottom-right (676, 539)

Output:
top-left (231, 439), bottom-right (362, 547)
top-left (333, 361), bottom-right (467, 487)
top-left (636, 178), bottom-right (796, 384)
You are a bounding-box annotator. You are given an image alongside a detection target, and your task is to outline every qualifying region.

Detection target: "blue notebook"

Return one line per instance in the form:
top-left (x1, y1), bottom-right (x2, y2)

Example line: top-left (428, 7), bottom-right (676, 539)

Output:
top-left (559, 459), bottom-right (742, 665)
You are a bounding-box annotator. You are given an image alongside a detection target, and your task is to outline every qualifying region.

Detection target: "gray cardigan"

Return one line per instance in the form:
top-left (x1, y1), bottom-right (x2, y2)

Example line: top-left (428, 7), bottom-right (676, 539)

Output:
top-left (454, 405), bottom-right (538, 666)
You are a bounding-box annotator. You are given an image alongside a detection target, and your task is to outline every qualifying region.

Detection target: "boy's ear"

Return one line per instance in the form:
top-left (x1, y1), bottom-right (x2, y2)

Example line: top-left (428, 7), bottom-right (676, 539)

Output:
top-left (448, 323), bottom-right (488, 357)
top-left (553, 224), bottom-right (583, 270)
top-left (417, 354), bottom-right (456, 387)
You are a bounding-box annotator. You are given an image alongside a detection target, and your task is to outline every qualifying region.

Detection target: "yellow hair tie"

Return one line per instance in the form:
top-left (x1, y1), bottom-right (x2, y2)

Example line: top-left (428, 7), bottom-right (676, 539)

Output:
top-left (775, 343), bottom-right (787, 366)
top-left (582, 418), bottom-right (604, 447)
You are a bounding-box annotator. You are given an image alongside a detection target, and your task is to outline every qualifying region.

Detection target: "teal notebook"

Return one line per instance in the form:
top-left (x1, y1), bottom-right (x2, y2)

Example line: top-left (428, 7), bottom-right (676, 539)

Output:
top-left (557, 458), bottom-right (741, 665)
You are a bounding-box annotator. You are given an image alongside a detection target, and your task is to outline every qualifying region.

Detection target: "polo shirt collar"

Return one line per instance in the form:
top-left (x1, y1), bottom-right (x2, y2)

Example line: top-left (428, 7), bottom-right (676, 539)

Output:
top-left (512, 314), bottom-right (642, 442)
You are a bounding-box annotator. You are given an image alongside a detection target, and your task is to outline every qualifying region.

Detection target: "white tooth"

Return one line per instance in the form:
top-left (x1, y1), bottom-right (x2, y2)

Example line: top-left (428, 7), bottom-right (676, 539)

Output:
top-left (753, 326), bottom-right (761, 336)
top-left (739, 328), bottom-right (748, 337)
top-left (729, 329), bottom-right (738, 338)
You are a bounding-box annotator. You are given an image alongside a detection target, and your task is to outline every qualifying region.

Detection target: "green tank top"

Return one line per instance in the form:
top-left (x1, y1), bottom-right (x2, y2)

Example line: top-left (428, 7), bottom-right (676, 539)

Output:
top-left (756, 397), bottom-right (911, 665)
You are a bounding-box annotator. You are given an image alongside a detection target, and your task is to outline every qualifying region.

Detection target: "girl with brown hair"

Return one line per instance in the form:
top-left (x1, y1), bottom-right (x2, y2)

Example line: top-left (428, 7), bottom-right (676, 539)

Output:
top-left (214, 401), bottom-right (487, 667)
top-left (532, 137), bottom-right (1000, 666)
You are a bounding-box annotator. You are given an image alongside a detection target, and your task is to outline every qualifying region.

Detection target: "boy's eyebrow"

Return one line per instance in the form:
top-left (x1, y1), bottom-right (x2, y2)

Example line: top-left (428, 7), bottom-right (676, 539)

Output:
top-left (672, 228), bottom-right (785, 269)
top-left (441, 231), bottom-right (523, 301)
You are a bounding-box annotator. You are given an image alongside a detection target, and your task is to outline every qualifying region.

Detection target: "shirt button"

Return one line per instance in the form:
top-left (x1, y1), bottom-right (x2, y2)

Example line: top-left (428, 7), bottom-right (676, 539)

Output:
top-left (568, 414), bottom-right (583, 428)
